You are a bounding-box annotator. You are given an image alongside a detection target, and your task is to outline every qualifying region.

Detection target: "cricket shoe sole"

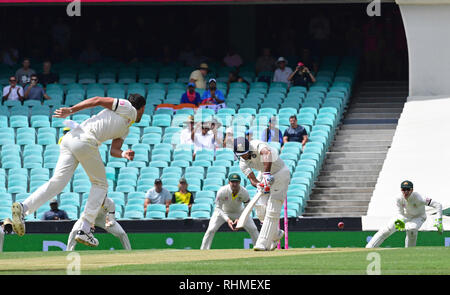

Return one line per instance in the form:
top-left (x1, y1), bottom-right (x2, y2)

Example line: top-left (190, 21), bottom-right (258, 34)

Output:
top-left (11, 202), bottom-right (25, 237)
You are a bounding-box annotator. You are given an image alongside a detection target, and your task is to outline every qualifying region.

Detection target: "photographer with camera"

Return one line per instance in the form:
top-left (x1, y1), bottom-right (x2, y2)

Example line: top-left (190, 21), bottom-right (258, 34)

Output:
top-left (23, 74), bottom-right (51, 101)
top-left (288, 62), bottom-right (316, 90)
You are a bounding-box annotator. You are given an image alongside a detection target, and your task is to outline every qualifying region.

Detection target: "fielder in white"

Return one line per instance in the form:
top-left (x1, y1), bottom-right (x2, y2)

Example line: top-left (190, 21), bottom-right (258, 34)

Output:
top-left (11, 94), bottom-right (146, 247)
top-left (67, 196), bottom-right (131, 251)
top-left (233, 137), bottom-right (290, 251)
top-left (366, 180), bottom-right (443, 248)
top-left (0, 218), bottom-right (13, 252)
top-left (200, 173), bottom-right (259, 250)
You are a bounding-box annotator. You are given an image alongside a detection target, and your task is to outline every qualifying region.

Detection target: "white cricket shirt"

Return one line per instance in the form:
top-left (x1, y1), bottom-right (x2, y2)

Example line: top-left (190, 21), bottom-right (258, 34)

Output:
top-left (239, 140), bottom-right (285, 176)
top-left (215, 184), bottom-right (250, 220)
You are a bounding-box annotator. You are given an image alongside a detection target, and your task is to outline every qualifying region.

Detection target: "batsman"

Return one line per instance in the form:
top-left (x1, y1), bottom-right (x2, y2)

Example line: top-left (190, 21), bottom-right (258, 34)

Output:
top-left (366, 180), bottom-right (443, 248)
top-left (233, 137), bottom-right (290, 251)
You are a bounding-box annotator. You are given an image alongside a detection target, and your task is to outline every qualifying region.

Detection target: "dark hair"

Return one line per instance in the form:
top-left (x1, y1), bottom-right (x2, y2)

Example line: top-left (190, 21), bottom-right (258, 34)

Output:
top-left (289, 115), bottom-right (297, 120)
top-left (128, 93), bottom-right (146, 110)
top-left (30, 74), bottom-right (38, 80)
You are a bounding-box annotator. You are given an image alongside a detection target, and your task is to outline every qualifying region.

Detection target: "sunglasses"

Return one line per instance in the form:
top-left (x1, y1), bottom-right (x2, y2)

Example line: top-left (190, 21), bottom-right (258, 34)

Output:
top-left (31, 79), bottom-right (37, 81)
top-left (9, 79), bottom-right (16, 82)
top-left (401, 188), bottom-right (412, 191)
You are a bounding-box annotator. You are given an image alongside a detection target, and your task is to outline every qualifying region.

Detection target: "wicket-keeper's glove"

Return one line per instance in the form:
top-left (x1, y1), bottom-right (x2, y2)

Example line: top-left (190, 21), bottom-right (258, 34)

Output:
top-left (434, 218), bottom-right (443, 235)
top-left (394, 219), bottom-right (405, 231)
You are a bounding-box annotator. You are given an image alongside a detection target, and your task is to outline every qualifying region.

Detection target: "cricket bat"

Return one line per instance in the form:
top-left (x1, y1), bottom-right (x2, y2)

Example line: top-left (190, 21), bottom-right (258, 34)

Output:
top-left (236, 189), bottom-right (263, 229)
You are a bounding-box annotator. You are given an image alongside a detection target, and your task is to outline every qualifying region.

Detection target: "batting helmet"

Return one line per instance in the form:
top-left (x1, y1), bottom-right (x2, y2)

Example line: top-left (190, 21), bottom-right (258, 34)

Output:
top-left (233, 137), bottom-right (250, 156)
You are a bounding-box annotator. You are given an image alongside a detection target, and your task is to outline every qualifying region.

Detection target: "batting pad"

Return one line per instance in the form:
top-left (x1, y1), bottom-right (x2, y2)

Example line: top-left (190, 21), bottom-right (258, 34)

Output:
top-left (255, 199), bottom-right (283, 249)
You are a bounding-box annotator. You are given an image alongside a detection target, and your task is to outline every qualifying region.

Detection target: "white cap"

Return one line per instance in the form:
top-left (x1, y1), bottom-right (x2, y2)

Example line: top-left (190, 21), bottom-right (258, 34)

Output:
top-left (277, 57), bottom-right (287, 64)
top-left (226, 127), bottom-right (233, 134)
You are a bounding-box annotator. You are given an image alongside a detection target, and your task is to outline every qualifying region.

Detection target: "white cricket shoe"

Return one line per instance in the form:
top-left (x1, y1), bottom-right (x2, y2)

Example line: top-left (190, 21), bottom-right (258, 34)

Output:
top-left (11, 202), bottom-right (25, 237)
top-left (269, 229), bottom-right (285, 251)
top-left (75, 230), bottom-right (99, 247)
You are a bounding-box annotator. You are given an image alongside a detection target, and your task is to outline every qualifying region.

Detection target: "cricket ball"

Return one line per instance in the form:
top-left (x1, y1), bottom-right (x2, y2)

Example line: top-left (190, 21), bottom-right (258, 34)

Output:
top-left (338, 222), bottom-right (344, 229)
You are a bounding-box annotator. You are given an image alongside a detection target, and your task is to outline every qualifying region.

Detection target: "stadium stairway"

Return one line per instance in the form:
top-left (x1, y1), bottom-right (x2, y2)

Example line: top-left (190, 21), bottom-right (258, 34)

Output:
top-left (303, 81), bottom-right (408, 217)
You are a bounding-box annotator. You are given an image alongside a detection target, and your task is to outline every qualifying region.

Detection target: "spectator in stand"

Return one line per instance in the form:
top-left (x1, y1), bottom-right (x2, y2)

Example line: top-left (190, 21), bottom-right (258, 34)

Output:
top-left (283, 115), bottom-right (308, 151)
top-left (180, 83), bottom-right (202, 106)
top-left (192, 121), bottom-right (216, 160)
top-left (201, 78), bottom-right (226, 109)
top-left (255, 47), bottom-right (276, 76)
top-left (79, 41), bottom-right (101, 64)
top-left (24, 74), bottom-right (51, 101)
top-left (172, 178), bottom-right (194, 212)
top-left (1, 42), bottom-right (19, 67)
top-left (179, 115), bottom-right (195, 146)
top-left (288, 62), bottom-right (316, 90)
top-left (15, 58), bottom-right (36, 87)
top-left (42, 198), bottom-right (69, 220)
top-left (189, 63), bottom-right (209, 90)
top-left (144, 179), bottom-right (172, 217)
top-left (2, 76), bottom-right (24, 102)
top-left (37, 61), bottom-right (59, 88)
top-left (223, 47), bottom-right (243, 68)
top-left (261, 116), bottom-right (283, 145)
top-left (227, 70), bottom-right (249, 92)
top-left (299, 48), bottom-right (319, 74)
top-left (273, 57), bottom-right (293, 85)
top-left (223, 127), bottom-right (234, 149)
top-left (209, 117), bottom-right (223, 150)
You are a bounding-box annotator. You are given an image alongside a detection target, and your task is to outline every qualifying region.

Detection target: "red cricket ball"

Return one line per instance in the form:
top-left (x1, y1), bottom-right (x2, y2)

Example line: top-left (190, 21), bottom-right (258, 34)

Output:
top-left (338, 222), bottom-right (344, 229)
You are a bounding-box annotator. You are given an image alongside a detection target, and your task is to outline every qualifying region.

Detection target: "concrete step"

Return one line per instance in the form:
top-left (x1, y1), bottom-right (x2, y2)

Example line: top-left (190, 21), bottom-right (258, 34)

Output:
top-left (326, 152), bottom-right (388, 159)
top-left (332, 140), bottom-right (392, 147)
top-left (304, 206), bottom-right (369, 214)
top-left (315, 181), bottom-right (377, 188)
top-left (334, 133), bottom-right (394, 140)
top-left (340, 124), bottom-right (397, 130)
top-left (324, 158), bottom-right (385, 165)
top-left (345, 113), bottom-right (401, 119)
top-left (329, 146), bottom-right (389, 152)
top-left (356, 97), bottom-right (406, 103)
top-left (348, 108), bottom-right (403, 113)
top-left (312, 187), bottom-right (374, 194)
top-left (336, 129), bottom-right (396, 135)
top-left (309, 193), bottom-right (373, 200)
top-left (318, 175), bottom-right (379, 182)
top-left (319, 170), bottom-right (381, 177)
top-left (322, 164), bottom-right (383, 171)
top-left (350, 103), bottom-right (405, 108)
top-left (307, 200), bottom-right (371, 207)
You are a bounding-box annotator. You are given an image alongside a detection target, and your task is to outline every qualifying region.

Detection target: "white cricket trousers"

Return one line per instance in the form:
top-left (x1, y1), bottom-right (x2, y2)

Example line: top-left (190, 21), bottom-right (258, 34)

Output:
top-left (366, 216), bottom-right (426, 248)
top-left (23, 127), bottom-right (108, 226)
top-left (254, 166), bottom-right (290, 249)
top-left (66, 218), bottom-right (131, 251)
top-left (200, 210), bottom-right (259, 250)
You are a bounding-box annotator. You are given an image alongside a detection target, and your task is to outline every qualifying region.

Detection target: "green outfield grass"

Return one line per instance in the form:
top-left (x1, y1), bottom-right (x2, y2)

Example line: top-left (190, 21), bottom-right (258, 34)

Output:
top-left (0, 247), bottom-right (448, 275)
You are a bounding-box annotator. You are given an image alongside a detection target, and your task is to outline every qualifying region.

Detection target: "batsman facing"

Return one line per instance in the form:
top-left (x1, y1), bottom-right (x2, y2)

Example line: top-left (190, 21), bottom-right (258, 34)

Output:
top-left (366, 180), bottom-right (443, 248)
top-left (233, 137), bottom-right (290, 251)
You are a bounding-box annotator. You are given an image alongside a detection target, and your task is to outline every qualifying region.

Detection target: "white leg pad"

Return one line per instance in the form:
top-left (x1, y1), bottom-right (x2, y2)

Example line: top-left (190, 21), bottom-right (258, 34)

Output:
top-left (366, 218), bottom-right (397, 248)
top-left (254, 198), bottom-right (283, 250)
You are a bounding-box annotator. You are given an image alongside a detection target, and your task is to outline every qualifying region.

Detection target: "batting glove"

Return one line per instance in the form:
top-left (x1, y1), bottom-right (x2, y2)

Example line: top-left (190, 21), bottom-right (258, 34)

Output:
top-left (394, 219), bottom-right (405, 231)
top-left (434, 218), bottom-right (443, 234)
top-left (260, 172), bottom-right (274, 193)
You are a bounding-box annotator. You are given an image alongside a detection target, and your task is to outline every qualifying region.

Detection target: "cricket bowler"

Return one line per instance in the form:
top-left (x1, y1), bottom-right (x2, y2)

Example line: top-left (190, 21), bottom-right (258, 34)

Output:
top-left (11, 94), bottom-right (146, 247)
top-left (366, 180), bottom-right (443, 248)
top-left (67, 196), bottom-right (131, 251)
top-left (233, 137), bottom-right (290, 251)
top-left (200, 173), bottom-right (259, 250)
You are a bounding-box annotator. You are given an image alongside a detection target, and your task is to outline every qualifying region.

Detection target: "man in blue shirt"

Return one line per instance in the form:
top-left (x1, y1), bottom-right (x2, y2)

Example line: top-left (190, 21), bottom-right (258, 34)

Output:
top-left (42, 199), bottom-right (69, 220)
top-left (201, 78), bottom-right (225, 105)
top-left (180, 82), bottom-right (202, 106)
top-left (23, 74), bottom-right (51, 101)
top-left (283, 115), bottom-right (308, 150)
top-left (261, 116), bottom-right (283, 145)
top-left (143, 179), bottom-right (172, 216)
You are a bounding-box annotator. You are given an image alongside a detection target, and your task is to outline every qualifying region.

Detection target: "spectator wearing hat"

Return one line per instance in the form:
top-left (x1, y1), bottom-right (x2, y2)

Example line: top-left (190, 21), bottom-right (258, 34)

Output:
top-left (201, 78), bottom-right (226, 110)
top-left (200, 173), bottom-right (259, 250)
top-left (189, 63), bottom-right (209, 90)
top-left (144, 179), bottom-right (172, 217)
top-left (42, 198), bottom-right (69, 220)
top-left (172, 178), bottom-right (194, 212)
top-left (192, 121), bottom-right (216, 160)
top-left (273, 57), bottom-right (293, 85)
top-left (180, 115), bottom-right (195, 146)
top-left (261, 116), bottom-right (283, 145)
top-left (180, 82), bottom-right (202, 106)
top-left (2, 75), bottom-right (24, 102)
top-left (288, 62), bottom-right (316, 90)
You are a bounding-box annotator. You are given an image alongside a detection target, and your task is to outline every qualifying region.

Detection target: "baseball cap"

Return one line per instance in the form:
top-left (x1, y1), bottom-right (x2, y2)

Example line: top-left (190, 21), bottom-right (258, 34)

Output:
top-left (50, 198), bottom-right (58, 204)
top-left (297, 62), bottom-right (304, 67)
top-left (187, 82), bottom-right (195, 87)
top-left (154, 178), bottom-right (162, 184)
top-left (277, 57), bottom-right (287, 64)
top-left (228, 173), bottom-right (241, 183)
top-left (226, 127), bottom-right (233, 134)
top-left (179, 177), bottom-right (187, 184)
top-left (400, 180), bottom-right (413, 189)
top-left (199, 63), bottom-right (209, 70)
top-left (208, 78), bottom-right (217, 84)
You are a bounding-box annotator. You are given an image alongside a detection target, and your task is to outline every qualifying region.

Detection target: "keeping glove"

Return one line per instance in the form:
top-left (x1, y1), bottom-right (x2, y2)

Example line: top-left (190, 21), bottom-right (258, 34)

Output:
top-left (394, 219), bottom-right (405, 231)
top-left (434, 218), bottom-right (443, 235)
